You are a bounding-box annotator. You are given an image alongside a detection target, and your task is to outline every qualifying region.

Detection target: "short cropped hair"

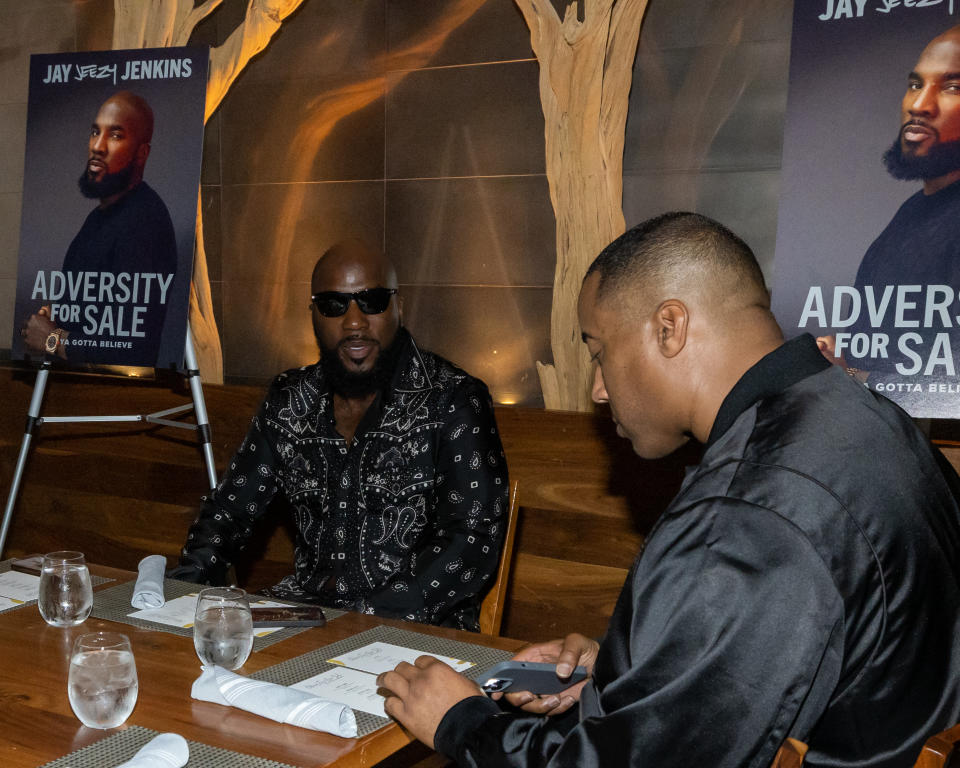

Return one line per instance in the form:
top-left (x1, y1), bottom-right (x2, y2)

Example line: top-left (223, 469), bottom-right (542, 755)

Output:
top-left (585, 212), bottom-right (766, 304)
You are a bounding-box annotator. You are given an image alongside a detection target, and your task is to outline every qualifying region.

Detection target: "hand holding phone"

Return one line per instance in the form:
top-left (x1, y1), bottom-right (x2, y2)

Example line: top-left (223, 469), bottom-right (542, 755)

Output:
top-left (490, 633), bottom-right (599, 716)
top-left (476, 660), bottom-right (588, 695)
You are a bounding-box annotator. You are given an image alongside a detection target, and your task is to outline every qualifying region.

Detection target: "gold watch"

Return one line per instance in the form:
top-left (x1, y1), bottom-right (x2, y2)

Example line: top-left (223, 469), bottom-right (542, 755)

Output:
top-left (44, 328), bottom-right (64, 354)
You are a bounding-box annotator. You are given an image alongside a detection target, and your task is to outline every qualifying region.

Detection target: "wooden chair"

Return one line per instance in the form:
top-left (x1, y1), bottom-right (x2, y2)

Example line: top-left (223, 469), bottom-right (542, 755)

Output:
top-left (478, 480), bottom-right (520, 635)
top-left (914, 722), bottom-right (960, 768)
top-left (770, 738), bottom-right (808, 768)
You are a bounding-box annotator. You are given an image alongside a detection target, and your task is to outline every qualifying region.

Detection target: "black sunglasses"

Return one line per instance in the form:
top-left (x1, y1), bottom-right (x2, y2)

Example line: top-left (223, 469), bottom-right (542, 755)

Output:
top-left (311, 287), bottom-right (397, 317)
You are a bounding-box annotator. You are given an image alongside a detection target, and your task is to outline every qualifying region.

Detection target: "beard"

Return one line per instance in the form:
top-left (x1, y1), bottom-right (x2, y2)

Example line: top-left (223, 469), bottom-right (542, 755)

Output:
top-left (318, 329), bottom-right (405, 398)
top-left (883, 135), bottom-right (960, 181)
top-left (78, 161), bottom-right (135, 199)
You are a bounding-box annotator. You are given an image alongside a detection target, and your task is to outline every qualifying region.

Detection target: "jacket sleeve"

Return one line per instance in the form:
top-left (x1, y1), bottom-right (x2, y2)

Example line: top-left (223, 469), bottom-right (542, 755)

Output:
top-left (363, 380), bottom-right (510, 626)
top-left (435, 498), bottom-right (845, 767)
top-left (173, 385), bottom-right (284, 585)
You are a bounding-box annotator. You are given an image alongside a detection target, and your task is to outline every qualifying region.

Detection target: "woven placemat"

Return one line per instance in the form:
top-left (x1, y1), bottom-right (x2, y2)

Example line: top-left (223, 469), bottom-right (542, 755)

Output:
top-left (89, 578), bottom-right (345, 650)
top-left (252, 624), bottom-right (513, 736)
top-left (0, 559), bottom-right (112, 615)
top-left (38, 724), bottom-right (298, 768)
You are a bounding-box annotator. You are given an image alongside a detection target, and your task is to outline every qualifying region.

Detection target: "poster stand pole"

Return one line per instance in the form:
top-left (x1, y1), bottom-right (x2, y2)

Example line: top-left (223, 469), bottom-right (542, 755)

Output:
top-left (183, 325), bottom-right (217, 489)
top-left (0, 321), bottom-right (217, 557)
top-left (0, 361), bottom-right (52, 557)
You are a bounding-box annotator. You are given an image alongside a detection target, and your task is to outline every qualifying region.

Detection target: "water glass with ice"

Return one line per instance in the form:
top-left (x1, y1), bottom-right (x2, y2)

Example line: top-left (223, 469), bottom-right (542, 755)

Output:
top-left (193, 586), bottom-right (253, 670)
top-left (38, 551), bottom-right (93, 626)
top-left (68, 632), bottom-right (138, 729)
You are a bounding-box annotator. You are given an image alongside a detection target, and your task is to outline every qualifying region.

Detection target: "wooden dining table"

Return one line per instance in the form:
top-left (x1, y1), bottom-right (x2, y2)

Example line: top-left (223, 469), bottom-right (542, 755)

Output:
top-left (0, 564), bottom-right (526, 767)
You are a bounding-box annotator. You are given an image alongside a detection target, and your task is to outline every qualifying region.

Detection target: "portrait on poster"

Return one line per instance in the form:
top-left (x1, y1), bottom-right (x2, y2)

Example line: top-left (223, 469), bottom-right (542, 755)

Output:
top-left (771, 1), bottom-right (960, 417)
top-left (10, 47), bottom-right (208, 369)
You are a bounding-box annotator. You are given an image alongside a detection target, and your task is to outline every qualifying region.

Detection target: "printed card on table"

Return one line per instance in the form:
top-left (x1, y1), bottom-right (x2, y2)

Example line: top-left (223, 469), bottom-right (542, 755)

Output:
top-left (292, 666), bottom-right (391, 718)
top-left (0, 596), bottom-right (21, 611)
top-left (327, 641), bottom-right (474, 675)
top-left (288, 641), bottom-right (477, 718)
top-left (0, 570), bottom-right (41, 603)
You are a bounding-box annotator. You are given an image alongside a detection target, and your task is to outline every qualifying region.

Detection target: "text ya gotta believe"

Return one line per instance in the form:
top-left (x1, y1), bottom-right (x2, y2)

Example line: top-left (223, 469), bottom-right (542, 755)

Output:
top-left (799, 284), bottom-right (960, 376)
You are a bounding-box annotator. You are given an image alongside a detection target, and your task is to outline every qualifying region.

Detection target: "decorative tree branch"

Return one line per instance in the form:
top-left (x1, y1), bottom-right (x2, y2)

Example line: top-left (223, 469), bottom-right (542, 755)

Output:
top-left (113, 0), bottom-right (307, 383)
top-left (516, 0), bottom-right (649, 411)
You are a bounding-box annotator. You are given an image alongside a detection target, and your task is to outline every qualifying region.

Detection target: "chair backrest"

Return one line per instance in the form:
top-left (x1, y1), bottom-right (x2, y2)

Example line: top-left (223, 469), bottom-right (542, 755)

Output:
top-left (770, 738), bottom-right (808, 768)
top-left (478, 480), bottom-right (520, 635)
top-left (914, 722), bottom-right (960, 768)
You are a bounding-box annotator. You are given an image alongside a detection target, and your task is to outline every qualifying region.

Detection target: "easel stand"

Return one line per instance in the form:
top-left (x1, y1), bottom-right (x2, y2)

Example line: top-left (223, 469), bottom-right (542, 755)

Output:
top-left (0, 325), bottom-right (217, 557)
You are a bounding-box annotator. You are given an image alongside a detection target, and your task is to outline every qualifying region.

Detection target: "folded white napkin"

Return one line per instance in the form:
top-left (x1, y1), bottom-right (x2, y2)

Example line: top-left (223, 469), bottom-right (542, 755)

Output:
top-left (131, 555), bottom-right (167, 609)
top-left (115, 732), bottom-right (188, 768)
top-left (191, 665), bottom-right (357, 737)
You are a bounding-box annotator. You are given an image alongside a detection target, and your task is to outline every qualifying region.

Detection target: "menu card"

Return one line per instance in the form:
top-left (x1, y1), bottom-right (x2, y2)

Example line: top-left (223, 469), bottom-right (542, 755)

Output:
top-left (0, 570), bottom-right (41, 603)
top-left (328, 642), bottom-right (473, 675)
top-left (293, 666), bottom-right (393, 717)
top-left (291, 641), bottom-right (475, 717)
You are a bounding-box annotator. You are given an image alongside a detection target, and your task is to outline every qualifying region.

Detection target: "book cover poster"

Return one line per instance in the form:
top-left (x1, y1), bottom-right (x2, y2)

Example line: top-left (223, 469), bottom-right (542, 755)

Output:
top-left (10, 47), bottom-right (208, 369)
top-left (771, 1), bottom-right (960, 418)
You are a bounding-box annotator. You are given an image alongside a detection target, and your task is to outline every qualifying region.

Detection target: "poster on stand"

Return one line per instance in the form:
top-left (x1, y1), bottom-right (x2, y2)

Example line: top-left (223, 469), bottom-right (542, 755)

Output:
top-left (771, 1), bottom-right (960, 417)
top-left (10, 46), bottom-right (208, 369)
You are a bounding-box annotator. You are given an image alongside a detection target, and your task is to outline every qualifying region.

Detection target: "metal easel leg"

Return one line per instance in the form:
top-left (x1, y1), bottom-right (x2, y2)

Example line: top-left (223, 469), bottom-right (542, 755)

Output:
top-left (0, 362), bottom-right (51, 557)
top-left (183, 324), bottom-right (217, 490)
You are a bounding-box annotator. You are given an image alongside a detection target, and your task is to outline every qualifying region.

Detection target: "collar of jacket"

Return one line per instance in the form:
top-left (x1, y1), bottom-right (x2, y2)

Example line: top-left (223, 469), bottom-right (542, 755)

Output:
top-left (706, 334), bottom-right (831, 448)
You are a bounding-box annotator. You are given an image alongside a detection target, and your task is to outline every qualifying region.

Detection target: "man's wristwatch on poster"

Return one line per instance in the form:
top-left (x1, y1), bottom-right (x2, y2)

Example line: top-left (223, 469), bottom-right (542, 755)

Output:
top-left (44, 328), bottom-right (65, 354)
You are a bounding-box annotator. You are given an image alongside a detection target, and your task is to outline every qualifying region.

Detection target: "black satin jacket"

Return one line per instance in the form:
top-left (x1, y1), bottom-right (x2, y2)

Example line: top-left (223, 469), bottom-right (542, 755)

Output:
top-left (177, 330), bottom-right (509, 630)
top-left (436, 335), bottom-right (960, 766)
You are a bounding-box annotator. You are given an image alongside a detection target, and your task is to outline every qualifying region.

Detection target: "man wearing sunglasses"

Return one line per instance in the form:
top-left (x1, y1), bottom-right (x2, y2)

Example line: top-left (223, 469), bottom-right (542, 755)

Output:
top-left (171, 239), bottom-right (509, 631)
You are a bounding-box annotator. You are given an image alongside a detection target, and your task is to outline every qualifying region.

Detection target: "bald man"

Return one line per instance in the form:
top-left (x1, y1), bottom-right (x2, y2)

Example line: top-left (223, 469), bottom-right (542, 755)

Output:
top-left (20, 90), bottom-right (176, 365)
top-left (379, 213), bottom-right (960, 767)
top-left (172, 240), bottom-right (509, 631)
top-left (822, 25), bottom-right (960, 381)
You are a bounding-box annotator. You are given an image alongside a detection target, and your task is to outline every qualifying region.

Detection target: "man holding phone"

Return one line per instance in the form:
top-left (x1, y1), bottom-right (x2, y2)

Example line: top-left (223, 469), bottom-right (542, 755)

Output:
top-left (378, 214), bottom-right (960, 766)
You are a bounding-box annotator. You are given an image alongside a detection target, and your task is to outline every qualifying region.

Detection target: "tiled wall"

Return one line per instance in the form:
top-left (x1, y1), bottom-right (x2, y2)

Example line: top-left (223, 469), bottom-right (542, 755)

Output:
top-left (0, 0), bottom-right (793, 406)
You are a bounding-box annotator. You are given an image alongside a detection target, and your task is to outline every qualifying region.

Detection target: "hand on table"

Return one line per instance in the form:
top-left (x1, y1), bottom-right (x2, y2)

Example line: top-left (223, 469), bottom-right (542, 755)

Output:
top-left (377, 656), bottom-right (485, 750)
top-left (493, 633), bottom-right (599, 716)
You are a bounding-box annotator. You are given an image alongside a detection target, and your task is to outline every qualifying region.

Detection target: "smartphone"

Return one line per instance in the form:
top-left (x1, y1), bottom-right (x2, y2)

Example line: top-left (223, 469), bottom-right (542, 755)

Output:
top-left (476, 661), bottom-right (588, 695)
top-left (250, 605), bottom-right (326, 628)
top-left (10, 555), bottom-right (44, 576)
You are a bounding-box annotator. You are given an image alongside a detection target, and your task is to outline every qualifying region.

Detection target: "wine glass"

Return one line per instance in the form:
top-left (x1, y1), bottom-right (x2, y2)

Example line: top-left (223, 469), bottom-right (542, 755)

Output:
top-left (68, 632), bottom-right (138, 729)
top-left (38, 551), bottom-right (93, 626)
top-left (193, 586), bottom-right (253, 670)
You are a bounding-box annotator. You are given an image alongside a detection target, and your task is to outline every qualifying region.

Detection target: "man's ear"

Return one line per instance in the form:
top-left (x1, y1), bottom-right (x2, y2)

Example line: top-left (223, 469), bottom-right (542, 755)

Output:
top-left (654, 300), bottom-right (688, 358)
top-left (396, 293), bottom-right (404, 327)
top-left (136, 142), bottom-right (151, 167)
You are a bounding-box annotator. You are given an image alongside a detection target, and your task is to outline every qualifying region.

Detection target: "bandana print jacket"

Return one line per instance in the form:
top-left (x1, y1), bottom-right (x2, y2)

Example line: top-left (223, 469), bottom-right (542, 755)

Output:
top-left (178, 331), bottom-right (509, 630)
